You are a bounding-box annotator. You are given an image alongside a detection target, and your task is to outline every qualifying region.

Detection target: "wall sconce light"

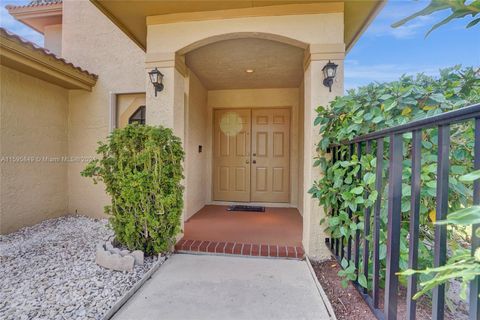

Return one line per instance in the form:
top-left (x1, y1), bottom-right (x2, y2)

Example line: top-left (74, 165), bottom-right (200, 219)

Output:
top-left (148, 67), bottom-right (164, 97)
top-left (322, 60), bottom-right (338, 92)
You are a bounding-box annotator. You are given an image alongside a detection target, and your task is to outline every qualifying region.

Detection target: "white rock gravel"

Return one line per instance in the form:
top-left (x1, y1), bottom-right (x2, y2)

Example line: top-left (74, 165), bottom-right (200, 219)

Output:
top-left (0, 216), bottom-right (158, 320)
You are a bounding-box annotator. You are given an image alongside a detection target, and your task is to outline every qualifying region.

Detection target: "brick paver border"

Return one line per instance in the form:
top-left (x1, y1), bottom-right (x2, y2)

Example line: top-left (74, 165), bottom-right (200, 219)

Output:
top-left (175, 239), bottom-right (305, 259)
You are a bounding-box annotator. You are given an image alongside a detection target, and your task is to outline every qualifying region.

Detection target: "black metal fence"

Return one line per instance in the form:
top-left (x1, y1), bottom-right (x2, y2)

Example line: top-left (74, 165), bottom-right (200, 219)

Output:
top-left (325, 103), bottom-right (480, 320)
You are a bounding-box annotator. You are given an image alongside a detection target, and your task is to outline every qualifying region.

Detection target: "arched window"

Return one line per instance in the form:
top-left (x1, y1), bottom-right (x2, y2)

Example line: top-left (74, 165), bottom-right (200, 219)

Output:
top-left (128, 106), bottom-right (146, 125)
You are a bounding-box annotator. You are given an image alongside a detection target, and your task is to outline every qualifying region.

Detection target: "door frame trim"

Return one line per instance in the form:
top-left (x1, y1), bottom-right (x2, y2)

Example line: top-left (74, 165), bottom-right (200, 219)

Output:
top-left (211, 106), bottom-right (292, 204)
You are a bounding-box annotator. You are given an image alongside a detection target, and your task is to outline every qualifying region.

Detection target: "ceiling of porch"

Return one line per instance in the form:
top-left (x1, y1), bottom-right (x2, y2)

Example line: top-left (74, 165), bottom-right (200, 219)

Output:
top-left (185, 38), bottom-right (304, 90)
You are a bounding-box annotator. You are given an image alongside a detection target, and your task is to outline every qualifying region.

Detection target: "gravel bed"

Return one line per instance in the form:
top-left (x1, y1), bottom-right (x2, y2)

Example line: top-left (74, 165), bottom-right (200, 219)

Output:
top-left (0, 216), bottom-right (158, 320)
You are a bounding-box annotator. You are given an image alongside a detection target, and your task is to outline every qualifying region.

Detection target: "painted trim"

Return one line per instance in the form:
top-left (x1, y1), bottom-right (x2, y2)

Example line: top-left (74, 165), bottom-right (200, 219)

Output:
top-left (303, 43), bottom-right (345, 70)
top-left (0, 33), bottom-right (97, 90)
top-left (146, 3), bottom-right (344, 25)
top-left (176, 32), bottom-right (308, 56)
top-left (108, 91), bottom-right (146, 132)
top-left (89, 0), bottom-right (146, 51)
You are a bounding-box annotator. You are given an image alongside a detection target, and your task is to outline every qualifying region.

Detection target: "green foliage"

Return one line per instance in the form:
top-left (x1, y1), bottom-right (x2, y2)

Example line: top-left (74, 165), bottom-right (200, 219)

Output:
top-left (81, 124), bottom-right (185, 255)
top-left (392, 0), bottom-right (480, 36)
top-left (310, 66), bottom-right (480, 288)
top-left (398, 176), bottom-right (480, 301)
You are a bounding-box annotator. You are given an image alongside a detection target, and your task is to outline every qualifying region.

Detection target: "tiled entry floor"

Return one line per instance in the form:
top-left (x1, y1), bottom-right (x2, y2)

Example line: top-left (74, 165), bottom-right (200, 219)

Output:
top-left (175, 205), bottom-right (305, 259)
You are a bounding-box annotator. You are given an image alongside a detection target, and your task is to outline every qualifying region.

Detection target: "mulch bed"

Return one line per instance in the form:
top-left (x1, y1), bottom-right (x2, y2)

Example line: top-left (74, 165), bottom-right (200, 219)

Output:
top-left (311, 258), bottom-right (459, 320)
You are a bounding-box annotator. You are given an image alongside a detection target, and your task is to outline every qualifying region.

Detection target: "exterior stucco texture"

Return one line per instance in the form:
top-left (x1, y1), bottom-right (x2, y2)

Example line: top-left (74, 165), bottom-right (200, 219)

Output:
top-left (0, 66), bottom-right (69, 234)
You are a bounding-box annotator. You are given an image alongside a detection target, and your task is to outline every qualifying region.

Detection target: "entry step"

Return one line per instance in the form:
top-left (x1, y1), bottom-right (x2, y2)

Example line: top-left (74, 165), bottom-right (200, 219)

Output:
top-left (175, 239), bottom-right (305, 260)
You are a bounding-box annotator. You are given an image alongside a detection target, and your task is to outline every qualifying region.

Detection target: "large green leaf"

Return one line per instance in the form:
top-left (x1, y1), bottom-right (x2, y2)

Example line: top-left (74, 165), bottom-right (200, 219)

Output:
top-left (459, 169), bottom-right (480, 183)
top-left (436, 206), bottom-right (480, 225)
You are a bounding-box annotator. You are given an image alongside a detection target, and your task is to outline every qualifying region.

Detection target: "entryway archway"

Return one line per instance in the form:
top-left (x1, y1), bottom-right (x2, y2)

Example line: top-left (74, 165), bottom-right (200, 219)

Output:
top-left (175, 32), bottom-right (307, 257)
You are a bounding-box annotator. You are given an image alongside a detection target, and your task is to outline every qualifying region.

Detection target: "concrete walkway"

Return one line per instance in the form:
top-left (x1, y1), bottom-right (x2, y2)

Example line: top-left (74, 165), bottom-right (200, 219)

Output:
top-left (112, 254), bottom-right (333, 320)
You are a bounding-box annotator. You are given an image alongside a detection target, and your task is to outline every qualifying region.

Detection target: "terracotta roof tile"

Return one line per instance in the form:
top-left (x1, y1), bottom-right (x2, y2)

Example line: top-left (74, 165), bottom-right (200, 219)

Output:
top-left (0, 27), bottom-right (98, 79)
top-left (5, 0), bottom-right (62, 10)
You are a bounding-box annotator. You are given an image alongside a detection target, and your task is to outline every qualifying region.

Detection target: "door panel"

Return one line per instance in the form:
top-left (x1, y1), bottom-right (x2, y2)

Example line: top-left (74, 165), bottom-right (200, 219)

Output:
top-left (251, 108), bottom-right (290, 202)
top-left (213, 109), bottom-right (251, 202)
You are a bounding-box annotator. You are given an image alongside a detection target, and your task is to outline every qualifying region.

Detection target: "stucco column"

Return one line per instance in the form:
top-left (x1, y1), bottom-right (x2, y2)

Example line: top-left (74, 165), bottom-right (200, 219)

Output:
top-left (302, 44), bottom-right (344, 260)
top-left (145, 53), bottom-right (187, 240)
top-left (145, 53), bottom-right (185, 140)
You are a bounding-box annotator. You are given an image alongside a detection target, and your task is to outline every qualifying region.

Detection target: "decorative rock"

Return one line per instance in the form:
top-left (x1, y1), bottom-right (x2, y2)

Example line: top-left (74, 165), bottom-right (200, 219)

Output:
top-left (109, 254), bottom-right (134, 272)
top-left (130, 250), bottom-right (144, 266)
top-left (109, 248), bottom-right (121, 255)
top-left (0, 216), bottom-right (156, 320)
top-left (96, 246), bottom-right (134, 272)
top-left (105, 241), bottom-right (114, 251)
top-left (119, 250), bottom-right (130, 257)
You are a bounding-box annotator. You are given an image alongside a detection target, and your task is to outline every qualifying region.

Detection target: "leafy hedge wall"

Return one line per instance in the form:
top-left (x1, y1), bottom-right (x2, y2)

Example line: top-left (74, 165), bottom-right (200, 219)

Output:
top-left (310, 66), bottom-right (480, 288)
top-left (82, 124), bottom-right (184, 255)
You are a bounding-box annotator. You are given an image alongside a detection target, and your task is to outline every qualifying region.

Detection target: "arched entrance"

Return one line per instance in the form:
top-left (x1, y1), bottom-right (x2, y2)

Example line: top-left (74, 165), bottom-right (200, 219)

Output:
top-left (178, 34), bottom-right (306, 256)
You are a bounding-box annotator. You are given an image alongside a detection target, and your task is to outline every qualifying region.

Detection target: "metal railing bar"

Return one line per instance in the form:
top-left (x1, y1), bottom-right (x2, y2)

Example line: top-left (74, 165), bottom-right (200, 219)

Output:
top-left (432, 125), bottom-right (450, 320)
top-left (354, 142), bottom-right (362, 281)
top-left (384, 133), bottom-right (403, 319)
top-left (340, 145), bottom-right (346, 261)
top-left (362, 140), bottom-right (372, 294)
top-left (347, 143), bottom-right (355, 262)
top-left (469, 118), bottom-right (480, 320)
top-left (406, 130), bottom-right (422, 320)
top-left (351, 281), bottom-right (386, 320)
top-left (329, 103), bottom-right (480, 146)
top-left (335, 147), bottom-right (341, 257)
top-left (372, 137), bottom-right (384, 309)
top-left (329, 147), bottom-right (337, 250)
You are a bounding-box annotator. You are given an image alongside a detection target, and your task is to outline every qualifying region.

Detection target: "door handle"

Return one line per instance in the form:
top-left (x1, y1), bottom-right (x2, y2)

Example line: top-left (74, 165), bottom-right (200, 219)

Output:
top-left (252, 160), bottom-right (256, 164)
top-left (246, 160), bottom-right (250, 164)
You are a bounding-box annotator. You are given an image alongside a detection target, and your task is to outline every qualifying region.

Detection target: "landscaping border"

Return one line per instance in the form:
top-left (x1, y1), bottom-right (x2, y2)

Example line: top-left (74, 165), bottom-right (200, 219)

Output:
top-left (102, 254), bottom-right (169, 320)
top-left (305, 256), bottom-right (337, 320)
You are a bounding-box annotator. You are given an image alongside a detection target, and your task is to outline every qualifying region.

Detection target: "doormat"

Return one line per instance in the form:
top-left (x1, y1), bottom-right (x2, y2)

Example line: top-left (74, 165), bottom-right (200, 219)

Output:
top-left (227, 205), bottom-right (265, 212)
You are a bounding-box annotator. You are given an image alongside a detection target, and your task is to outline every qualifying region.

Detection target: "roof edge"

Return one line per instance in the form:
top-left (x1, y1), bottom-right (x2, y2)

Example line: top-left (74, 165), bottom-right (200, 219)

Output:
top-left (0, 27), bottom-right (97, 90)
top-left (345, 0), bottom-right (386, 53)
top-left (90, 0), bottom-right (146, 51)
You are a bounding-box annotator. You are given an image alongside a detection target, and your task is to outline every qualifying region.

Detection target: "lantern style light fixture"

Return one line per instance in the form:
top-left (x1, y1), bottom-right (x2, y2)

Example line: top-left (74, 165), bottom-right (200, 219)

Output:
top-left (322, 60), bottom-right (338, 92)
top-left (148, 67), bottom-right (164, 97)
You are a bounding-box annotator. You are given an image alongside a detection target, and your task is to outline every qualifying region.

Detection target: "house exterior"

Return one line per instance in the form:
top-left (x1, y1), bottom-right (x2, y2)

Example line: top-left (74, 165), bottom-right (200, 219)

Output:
top-left (0, 0), bottom-right (384, 259)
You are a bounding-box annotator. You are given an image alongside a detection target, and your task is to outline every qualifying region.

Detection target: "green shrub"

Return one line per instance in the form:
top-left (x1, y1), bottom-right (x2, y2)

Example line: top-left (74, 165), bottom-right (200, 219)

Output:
top-left (309, 66), bottom-right (480, 289)
top-left (81, 124), bottom-right (184, 255)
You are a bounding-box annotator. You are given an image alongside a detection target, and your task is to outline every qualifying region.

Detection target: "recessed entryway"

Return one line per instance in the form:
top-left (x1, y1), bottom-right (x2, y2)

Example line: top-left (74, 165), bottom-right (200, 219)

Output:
top-left (213, 108), bottom-right (290, 203)
top-left (175, 205), bottom-right (304, 259)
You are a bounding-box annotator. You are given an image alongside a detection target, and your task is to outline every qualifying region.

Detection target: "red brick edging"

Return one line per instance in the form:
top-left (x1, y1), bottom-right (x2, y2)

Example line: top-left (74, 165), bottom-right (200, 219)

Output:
top-left (175, 239), bottom-right (305, 259)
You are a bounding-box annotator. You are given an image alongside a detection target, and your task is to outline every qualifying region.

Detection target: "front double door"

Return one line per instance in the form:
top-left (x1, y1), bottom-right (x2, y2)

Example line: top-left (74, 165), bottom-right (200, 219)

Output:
top-left (213, 108), bottom-right (290, 203)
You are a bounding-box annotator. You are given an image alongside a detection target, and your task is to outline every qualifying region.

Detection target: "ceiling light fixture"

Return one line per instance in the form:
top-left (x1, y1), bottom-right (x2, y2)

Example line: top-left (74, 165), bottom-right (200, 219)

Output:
top-left (245, 69), bottom-right (254, 73)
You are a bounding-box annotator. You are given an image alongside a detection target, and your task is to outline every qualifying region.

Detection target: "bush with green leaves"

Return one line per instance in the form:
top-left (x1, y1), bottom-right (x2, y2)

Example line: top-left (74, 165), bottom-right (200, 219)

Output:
top-left (81, 124), bottom-right (184, 255)
top-left (309, 66), bottom-right (480, 290)
top-left (398, 170), bottom-right (480, 301)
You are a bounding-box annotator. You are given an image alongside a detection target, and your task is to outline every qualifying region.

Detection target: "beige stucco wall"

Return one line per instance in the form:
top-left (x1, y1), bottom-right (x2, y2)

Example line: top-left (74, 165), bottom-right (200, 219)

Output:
top-left (297, 81), bottom-right (305, 216)
top-left (44, 24), bottom-right (62, 56)
top-left (184, 71), bottom-right (208, 220)
top-left (206, 88), bottom-right (301, 207)
top-left (146, 13), bottom-right (343, 56)
top-left (302, 58), bottom-right (344, 260)
top-left (0, 65), bottom-right (68, 234)
top-left (62, 0), bottom-right (145, 218)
